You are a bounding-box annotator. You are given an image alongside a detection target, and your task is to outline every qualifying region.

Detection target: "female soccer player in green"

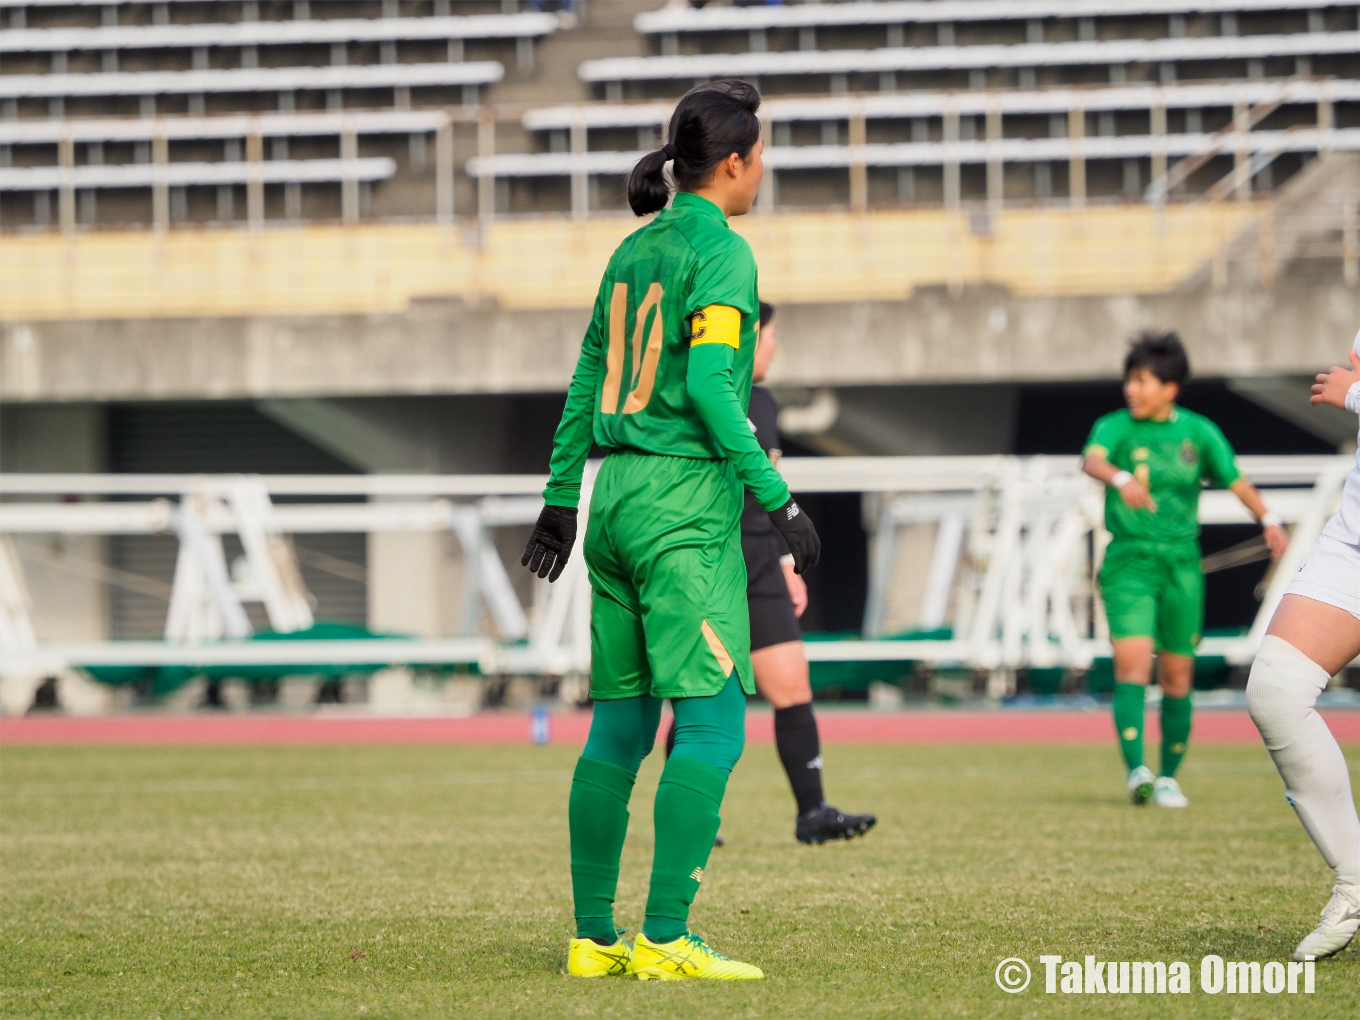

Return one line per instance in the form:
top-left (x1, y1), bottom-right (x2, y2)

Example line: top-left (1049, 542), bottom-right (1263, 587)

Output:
top-left (1083, 332), bottom-right (1287, 808)
top-left (521, 80), bottom-right (819, 981)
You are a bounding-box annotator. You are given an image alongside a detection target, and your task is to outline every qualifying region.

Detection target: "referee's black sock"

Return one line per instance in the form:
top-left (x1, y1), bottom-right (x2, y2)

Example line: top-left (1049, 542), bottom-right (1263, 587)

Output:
top-left (774, 702), bottom-right (824, 815)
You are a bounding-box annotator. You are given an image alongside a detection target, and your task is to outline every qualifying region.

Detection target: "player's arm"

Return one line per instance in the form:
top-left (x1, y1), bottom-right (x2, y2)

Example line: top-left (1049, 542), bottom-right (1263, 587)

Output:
top-left (686, 314), bottom-right (819, 573)
top-left (1082, 450), bottom-right (1156, 512)
top-left (1228, 479), bottom-right (1288, 559)
top-left (542, 297), bottom-right (606, 510)
top-left (523, 291), bottom-right (606, 581)
top-left (1200, 418), bottom-right (1287, 560)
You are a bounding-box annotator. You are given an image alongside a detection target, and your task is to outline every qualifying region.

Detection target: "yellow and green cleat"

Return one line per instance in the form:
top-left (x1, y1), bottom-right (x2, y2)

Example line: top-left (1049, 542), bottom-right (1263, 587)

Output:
top-left (632, 933), bottom-right (764, 981)
top-left (567, 934), bottom-right (634, 977)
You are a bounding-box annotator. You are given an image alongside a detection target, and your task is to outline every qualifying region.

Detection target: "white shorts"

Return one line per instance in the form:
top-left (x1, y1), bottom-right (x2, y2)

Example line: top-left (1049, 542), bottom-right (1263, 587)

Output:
top-left (1286, 532), bottom-right (1360, 622)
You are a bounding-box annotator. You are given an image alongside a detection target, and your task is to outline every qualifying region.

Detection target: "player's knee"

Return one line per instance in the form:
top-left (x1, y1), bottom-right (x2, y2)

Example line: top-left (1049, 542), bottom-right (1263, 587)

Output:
top-left (1247, 635), bottom-right (1327, 749)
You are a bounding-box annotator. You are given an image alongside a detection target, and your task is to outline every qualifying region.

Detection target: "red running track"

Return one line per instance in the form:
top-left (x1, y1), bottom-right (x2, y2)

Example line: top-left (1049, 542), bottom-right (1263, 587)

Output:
top-left (3, 709), bottom-right (1358, 746)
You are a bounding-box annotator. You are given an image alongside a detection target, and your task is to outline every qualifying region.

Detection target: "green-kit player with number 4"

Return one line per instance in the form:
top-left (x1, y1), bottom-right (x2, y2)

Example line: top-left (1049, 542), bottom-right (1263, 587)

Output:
top-left (1083, 332), bottom-right (1287, 809)
top-left (520, 81), bottom-right (820, 982)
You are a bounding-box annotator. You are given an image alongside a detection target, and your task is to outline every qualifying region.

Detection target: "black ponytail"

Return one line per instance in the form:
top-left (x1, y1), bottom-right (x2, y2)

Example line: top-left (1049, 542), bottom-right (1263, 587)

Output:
top-left (626, 79), bottom-right (762, 217)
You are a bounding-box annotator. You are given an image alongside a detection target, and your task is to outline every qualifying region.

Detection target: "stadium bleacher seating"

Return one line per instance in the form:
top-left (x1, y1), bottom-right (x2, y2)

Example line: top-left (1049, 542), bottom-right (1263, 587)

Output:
top-left (0, 109), bottom-right (448, 228)
top-left (582, 30), bottom-right (1360, 98)
top-left (1, 1), bottom-right (1357, 225)
top-left (480, 1), bottom-right (1358, 216)
top-left (635, 0), bottom-right (1359, 43)
top-left (0, 1), bottom-right (566, 228)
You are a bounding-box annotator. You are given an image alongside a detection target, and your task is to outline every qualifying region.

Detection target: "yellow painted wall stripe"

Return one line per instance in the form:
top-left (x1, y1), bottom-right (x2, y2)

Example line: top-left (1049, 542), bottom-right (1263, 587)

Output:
top-left (0, 203), bottom-right (1263, 322)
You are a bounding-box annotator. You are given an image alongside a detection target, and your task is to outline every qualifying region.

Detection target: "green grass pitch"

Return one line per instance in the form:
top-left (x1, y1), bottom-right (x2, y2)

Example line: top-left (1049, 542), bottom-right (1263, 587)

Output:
top-left (3, 740), bottom-right (1357, 1018)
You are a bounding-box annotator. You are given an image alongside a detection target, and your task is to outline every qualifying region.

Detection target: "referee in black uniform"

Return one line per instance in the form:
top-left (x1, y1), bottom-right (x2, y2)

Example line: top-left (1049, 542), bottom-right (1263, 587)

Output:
top-left (670, 302), bottom-right (877, 844)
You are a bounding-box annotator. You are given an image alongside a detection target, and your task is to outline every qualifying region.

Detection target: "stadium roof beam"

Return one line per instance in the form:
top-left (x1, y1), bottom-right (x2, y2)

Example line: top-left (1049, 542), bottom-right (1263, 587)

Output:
top-left (524, 78), bottom-right (1360, 133)
top-left (579, 31), bottom-right (1360, 87)
top-left (0, 60), bottom-right (503, 104)
top-left (636, 0), bottom-right (1360, 36)
top-left (0, 13), bottom-right (558, 56)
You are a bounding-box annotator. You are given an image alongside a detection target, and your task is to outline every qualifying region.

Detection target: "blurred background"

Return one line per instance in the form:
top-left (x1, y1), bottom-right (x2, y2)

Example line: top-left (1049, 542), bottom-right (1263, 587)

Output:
top-left (1, 0), bottom-right (1358, 716)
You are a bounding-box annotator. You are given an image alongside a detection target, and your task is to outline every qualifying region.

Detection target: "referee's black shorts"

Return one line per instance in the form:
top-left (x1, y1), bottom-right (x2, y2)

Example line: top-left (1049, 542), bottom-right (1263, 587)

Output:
top-left (743, 531), bottom-right (802, 652)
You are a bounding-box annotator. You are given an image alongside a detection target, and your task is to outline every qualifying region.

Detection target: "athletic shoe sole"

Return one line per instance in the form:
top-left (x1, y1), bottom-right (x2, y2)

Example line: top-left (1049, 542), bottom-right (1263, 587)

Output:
top-left (797, 816), bottom-right (877, 845)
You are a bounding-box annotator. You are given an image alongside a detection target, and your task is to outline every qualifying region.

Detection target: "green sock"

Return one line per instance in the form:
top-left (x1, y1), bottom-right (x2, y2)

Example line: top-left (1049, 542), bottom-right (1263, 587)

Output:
top-left (642, 756), bottom-right (728, 944)
top-left (1112, 682), bottom-right (1146, 771)
top-left (1160, 694), bottom-right (1193, 778)
top-left (570, 756), bottom-right (637, 942)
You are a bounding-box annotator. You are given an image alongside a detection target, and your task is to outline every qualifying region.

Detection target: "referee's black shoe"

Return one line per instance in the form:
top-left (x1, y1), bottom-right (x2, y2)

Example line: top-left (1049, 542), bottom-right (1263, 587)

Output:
top-left (795, 803), bottom-right (877, 844)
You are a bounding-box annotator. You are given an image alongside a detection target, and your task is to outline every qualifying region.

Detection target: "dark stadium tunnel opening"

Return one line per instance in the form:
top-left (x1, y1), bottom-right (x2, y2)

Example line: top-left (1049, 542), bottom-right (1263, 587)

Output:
top-left (1014, 379), bottom-right (1336, 457)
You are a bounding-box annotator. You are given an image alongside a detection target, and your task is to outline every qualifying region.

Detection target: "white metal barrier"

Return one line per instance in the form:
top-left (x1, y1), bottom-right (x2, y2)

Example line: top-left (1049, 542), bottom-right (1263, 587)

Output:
top-left (0, 455), bottom-right (1347, 688)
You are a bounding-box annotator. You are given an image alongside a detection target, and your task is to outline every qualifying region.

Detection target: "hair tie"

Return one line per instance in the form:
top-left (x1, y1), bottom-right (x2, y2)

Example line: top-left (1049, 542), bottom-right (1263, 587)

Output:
top-left (661, 143), bottom-right (677, 160)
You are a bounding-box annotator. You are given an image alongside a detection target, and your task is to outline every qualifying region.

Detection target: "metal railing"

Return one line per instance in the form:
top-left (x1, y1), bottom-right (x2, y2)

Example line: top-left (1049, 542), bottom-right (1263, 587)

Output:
top-left (0, 455), bottom-right (1348, 700)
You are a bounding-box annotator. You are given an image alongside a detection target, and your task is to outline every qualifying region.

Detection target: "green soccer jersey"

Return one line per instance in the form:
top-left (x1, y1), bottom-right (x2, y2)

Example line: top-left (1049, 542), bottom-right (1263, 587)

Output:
top-left (1084, 407), bottom-right (1242, 543)
top-left (543, 192), bottom-right (789, 512)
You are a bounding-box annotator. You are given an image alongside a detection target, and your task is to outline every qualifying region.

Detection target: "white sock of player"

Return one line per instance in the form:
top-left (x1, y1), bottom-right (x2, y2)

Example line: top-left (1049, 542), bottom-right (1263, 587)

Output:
top-left (1246, 635), bottom-right (1360, 887)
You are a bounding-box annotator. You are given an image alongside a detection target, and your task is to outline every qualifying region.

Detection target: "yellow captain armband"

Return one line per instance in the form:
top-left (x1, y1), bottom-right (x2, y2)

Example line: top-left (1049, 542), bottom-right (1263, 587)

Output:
top-left (1084, 444), bottom-right (1110, 460)
top-left (689, 304), bottom-right (741, 349)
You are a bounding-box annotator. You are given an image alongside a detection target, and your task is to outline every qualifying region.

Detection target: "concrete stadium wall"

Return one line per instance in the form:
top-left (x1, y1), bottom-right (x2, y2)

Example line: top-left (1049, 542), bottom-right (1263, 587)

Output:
top-left (3, 277), bottom-right (1355, 404)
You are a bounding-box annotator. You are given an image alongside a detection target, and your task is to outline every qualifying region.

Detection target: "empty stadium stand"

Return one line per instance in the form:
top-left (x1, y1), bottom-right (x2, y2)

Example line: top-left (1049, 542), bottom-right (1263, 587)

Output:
top-left (0, 1), bottom-right (571, 227)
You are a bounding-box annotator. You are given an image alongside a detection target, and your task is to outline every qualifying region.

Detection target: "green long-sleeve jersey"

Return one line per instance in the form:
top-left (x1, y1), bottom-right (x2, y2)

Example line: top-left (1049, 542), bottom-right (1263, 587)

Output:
top-left (542, 192), bottom-right (791, 513)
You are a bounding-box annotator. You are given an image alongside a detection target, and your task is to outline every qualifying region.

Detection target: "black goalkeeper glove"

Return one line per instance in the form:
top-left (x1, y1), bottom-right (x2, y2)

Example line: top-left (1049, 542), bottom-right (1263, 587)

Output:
top-left (521, 504), bottom-right (578, 582)
top-left (768, 497), bottom-right (820, 575)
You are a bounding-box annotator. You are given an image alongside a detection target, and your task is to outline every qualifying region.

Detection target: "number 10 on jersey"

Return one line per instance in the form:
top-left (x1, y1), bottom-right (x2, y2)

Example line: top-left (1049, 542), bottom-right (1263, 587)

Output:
top-left (601, 282), bottom-right (664, 415)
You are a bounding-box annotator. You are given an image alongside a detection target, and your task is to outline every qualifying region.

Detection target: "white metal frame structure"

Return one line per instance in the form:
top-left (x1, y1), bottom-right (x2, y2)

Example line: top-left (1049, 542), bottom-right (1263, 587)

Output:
top-left (580, 31), bottom-right (1360, 88)
top-left (525, 78), bottom-right (1360, 134)
top-left (477, 76), bottom-right (1360, 216)
top-left (0, 109), bottom-right (451, 146)
top-left (0, 12), bottom-right (557, 54)
top-left (0, 110), bottom-right (458, 228)
top-left (0, 456), bottom-right (1345, 695)
top-left (636, 0), bottom-right (1360, 37)
top-left (0, 60), bottom-right (504, 103)
top-left (471, 126), bottom-right (1360, 175)
top-left (0, 156), bottom-right (396, 190)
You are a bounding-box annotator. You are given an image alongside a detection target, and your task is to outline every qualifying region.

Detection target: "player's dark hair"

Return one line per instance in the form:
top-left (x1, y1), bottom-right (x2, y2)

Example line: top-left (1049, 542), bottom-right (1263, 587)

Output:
top-left (627, 79), bottom-right (762, 217)
top-left (758, 301), bottom-right (775, 327)
top-left (1124, 330), bottom-right (1189, 386)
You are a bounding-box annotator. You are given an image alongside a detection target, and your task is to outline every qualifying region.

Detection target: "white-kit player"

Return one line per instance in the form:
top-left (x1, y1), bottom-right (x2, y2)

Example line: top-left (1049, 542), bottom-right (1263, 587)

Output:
top-left (1246, 327), bottom-right (1360, 961)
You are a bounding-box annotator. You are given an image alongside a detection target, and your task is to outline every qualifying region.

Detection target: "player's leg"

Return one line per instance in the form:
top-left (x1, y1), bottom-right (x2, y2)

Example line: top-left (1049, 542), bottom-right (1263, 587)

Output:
top-left (1101, 542), bottom-right (1160, 803)
top-left (634, 671), bottom-right (762, 980)
top-left (643, 672), bottom-right (745, 943)
top-left (752, 639), bottom-right (877, 843)
top-left (1150, 653), bottom-right (1193, 807)
top-left (627, 460), bottom-right (762, 979)
top-left (1150, 548), bottom-right (1201, 808)
top-left (567, 467), bottom-right (658, 977)
top-left (755, 639), bottom-right (822, 813)
top-left (1247, 588), bottom-right (1360, 960)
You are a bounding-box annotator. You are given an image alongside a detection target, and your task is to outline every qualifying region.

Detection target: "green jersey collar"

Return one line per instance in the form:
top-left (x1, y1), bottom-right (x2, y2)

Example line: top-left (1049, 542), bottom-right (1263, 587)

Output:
top-left (671, 191), bottom-right (728, 226)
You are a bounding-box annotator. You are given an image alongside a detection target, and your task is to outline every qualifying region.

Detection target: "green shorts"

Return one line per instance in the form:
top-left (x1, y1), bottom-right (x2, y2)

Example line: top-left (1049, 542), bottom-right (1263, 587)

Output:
top-left (1098, 539), bottom-right (1203, 657)
top-left (584, 450), bottom-right (754, 701)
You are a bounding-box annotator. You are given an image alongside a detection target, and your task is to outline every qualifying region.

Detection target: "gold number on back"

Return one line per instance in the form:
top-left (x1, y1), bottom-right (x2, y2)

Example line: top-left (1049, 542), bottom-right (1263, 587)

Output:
top-left (600, 282), bottom-right (664, 415)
